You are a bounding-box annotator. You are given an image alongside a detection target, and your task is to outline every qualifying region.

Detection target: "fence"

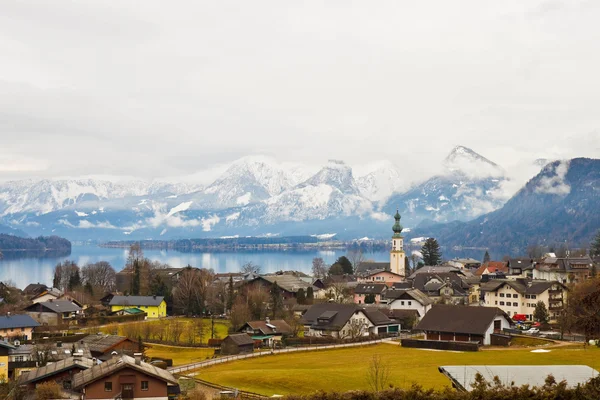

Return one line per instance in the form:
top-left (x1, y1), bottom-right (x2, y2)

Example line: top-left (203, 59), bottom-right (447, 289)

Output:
top-left (168, 337), bottom-right (391, 374)
top-left (401, 339), bottom-right (479, 352)
top-left (182, 376), bottom-right (268, 400)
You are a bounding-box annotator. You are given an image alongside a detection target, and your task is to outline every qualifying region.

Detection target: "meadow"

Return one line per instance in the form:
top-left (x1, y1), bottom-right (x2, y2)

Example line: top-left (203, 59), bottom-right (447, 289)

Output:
top-left (146, 343), bottom-right (215, 366)
top-left (194, 343), bottom-right (600, 396)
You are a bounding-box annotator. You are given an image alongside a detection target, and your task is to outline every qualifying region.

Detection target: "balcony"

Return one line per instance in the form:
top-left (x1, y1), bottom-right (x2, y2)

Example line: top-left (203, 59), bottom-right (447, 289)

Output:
top-left (548, 290), bottom-right (563, 295)
top-left (549, 304), bottom-right (563, 311)
top-left (548, 298), bottom-right (563, 303)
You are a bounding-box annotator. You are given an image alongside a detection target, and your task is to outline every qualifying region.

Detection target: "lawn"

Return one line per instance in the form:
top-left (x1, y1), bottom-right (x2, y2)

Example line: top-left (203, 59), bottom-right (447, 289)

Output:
top-left (195, 344), bottom-right (600, 396)
top-left (99, 317), bottom-right (230, 345)
top-left (146, 343), bottom-right (215, 366)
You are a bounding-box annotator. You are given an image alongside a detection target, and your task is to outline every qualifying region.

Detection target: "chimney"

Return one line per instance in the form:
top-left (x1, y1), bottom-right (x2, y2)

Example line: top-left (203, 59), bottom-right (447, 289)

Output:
top-left (265, 317), bottom-right (270, 324)
top-left (134, 352), bottom-right (142, 365)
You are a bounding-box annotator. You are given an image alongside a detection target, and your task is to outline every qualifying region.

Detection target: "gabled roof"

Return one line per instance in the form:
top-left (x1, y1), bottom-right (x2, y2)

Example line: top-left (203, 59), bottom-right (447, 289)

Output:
top-left (356, 262), bottom-right (390, 274)
top-left (81, 334), bottom-right (132, 354)
top-left (224, 333), bottom-right (255, 346)
top-left (241, 319), bottom-right (292, 335)
top-left (0, 314), bottom-right (40, 329)
top-left (480, 279), bottom-right (566, 295)
top-left (254, 275), bottom-right (314, 293)
top-left (18, 356), bottom-right (94, 385)
top-left (354, 283), bottom-right (387, 295)
top-left (109, 295), bottom-right (164, 307)
top-left (73, 355), bottom-right (178, 389)
top-left (475, 261), bottom-right (509, 276)
top-left (385, 288), bottom-right (433, 306)
top-left (415, 305), bottom-right (510, 336)
top-left (25, 300), bottom-right (82, 313)
top-left (23, 283), bottom-right (47, 295)
top-left (301, 303), bottom-right (363, 331)
top-left (408, 265), bottom-right (462, 279)
top-left (362, 308), bottom-right (395, 326)
top-left (412, 273), bottom-right (470, 296)
top-left (31, 288), bottom-right (62, 300)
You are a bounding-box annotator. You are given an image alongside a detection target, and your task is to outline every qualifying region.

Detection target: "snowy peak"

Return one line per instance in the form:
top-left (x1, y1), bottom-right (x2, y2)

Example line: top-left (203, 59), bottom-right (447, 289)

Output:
top-left (299, 160), bottom-right (359, 195)
top-left (356, 160), bottom-right (405, 202)
top-left (443, 145), bottom-right (504, 178)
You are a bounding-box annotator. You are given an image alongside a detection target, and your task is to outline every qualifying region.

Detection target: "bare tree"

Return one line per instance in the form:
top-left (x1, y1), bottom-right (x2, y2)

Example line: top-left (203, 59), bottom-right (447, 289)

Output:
top-left (347, 249), bottom-right (365, 273)
top-left (53, 261), bottom-right (80, 291)
top-left (240, 262), bottom-right (261, 274)
top-left (173, 267), bottom-right (213, 315)
top-left (81, 261), bottom-right (116, 294)
top-left (366, 354), bottom-right (391, 392)
top-left (229, 298), bottom-right (252, 332)
top-left (346, 318), bottom-right (368, 339)
top-left (311, 257), bottom-right (328, 279)
top-left (327, 281), bottom-right (352, 303)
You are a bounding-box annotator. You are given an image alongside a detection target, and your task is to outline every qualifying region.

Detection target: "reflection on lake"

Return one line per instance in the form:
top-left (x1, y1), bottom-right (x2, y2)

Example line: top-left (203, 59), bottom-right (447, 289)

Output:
top-left (0, 244), bottom-right (497, 289)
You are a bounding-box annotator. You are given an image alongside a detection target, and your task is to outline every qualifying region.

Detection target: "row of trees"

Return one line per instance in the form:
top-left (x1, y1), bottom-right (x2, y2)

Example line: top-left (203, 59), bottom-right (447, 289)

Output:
top-left (53, 260), bottom-right (116, 296)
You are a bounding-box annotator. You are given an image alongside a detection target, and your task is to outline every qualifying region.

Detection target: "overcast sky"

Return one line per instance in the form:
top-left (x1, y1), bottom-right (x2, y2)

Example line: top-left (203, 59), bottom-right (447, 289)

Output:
top-left (1, 0), bottom-right (599, 184)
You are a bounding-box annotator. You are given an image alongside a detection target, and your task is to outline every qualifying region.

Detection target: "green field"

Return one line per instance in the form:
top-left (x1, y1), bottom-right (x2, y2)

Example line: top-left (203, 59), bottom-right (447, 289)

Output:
top-left (194, 344), bottom-right (600, 396)
top-left (146, 343), bottom-right (215, 366)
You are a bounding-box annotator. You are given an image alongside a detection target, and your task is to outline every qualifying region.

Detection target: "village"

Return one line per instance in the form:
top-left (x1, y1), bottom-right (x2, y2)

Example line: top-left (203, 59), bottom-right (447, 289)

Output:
top-left (0, 212), bottom-right (599, 399)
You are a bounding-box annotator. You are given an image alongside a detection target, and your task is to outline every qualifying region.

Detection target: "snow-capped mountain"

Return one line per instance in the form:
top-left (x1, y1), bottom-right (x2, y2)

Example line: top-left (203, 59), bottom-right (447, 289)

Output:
top-left (382, 146), bottom-right (508, 227)
top-left (356, 160), bottom-right (405, 202)
top-left (297, 160), bottom-right (360, 195)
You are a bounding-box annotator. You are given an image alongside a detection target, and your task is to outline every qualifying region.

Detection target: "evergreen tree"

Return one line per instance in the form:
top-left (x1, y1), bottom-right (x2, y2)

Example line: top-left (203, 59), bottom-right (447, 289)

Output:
top-left (296, 288), bottom-right (306, 305)
top-left (84, 281), bottom-right (94, 296)
top-left (591, 264), bottom-right (597, 278)
top-left (364, 294), bottom-right (376, 304)
top-left (421, 238), bottom-right (442, 266)
top-left (534, 301), bottom-right (549, 324)
top-left (68, 268), bottom-right (81, 291)
top-left (306, 286), bottom-right (314, 304)
top-left (404, 256), bottom-right (411, 276)
top-left (227, 275), bottom-right (235, 312)
top-left (328, 263), bottom-right (345, 276)
top-left (334, 256), bottom-right (354, 275)
top-left (591, 229), bottom-right (600, 258)
top-left (483, 250), bottom-right (491, 263)
top-left (270, 281), bottom-right (284, 317)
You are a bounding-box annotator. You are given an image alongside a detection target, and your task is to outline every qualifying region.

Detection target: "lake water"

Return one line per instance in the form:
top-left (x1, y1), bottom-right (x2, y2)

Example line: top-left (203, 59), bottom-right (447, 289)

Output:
top-left (0, 245), bottom-right (495, 289)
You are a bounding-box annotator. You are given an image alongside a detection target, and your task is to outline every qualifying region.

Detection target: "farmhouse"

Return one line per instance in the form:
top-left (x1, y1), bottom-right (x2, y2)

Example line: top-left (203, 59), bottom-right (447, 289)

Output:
top-left (81, 334), bottom-right (139, 359)
top-left (301, 303), bottom-right (398, 338)
top-left (415, 304), bottom-right (511, 345)
top-left (72, 354), bottom-right (179, 399)
top-left (238, 318), bottom-right (292, 347)
top-left (30, 287), bottom-right (62, 304)
top-left (109, 295), bottom-right (166, 318)
top-left (384, 288), bottom-right (432, 318)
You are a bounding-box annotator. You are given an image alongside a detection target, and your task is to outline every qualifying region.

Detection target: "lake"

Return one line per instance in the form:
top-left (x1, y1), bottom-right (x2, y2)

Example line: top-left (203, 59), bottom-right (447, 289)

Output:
top-left (0, 245), bottom-right (495, 289)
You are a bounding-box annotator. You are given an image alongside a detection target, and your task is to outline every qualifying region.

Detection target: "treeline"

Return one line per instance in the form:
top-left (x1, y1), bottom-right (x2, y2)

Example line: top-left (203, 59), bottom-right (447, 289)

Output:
top-left (103, 236), bottom-right (323, 250)
top-left (0, 234), bottom-right (71, 252)
top-left (284, 375), bottom-right (600, 400)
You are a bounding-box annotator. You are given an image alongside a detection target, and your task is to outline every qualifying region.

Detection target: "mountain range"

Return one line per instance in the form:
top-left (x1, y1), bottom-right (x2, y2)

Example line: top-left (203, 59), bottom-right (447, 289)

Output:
top-left (1, 147), bottom-right (597, 250)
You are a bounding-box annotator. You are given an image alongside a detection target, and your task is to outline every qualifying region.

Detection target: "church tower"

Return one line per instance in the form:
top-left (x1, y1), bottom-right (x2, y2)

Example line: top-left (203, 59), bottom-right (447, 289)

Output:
top-left (390, 210), bottom-right (406, 278)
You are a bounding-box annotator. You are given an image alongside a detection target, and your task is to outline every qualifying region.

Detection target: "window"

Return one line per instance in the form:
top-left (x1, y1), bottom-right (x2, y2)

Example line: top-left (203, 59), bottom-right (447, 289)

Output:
top-left (513, 302), bottom-right (518, 307)
top-left (531, 295), bottom-right (537, 299)
top-left (513, 294), bottom-right (518, 298)
top-left (105, 382), bottom-right (112, 392)
top-left (63, 380), bottom-right (72, 390)
top-left (141, 381), bottom-right (149, 391)
top-left (400, 301), bottom-right (404, 306)
top-left (499, 293), bottom-right (504, 297)
top-left (408, 301), bottom-right (412, 306)
top-left (499, 301), bottom-right (505, 306)
top-left (494, 301), bottom-right (498, 305)
top-left (15, 356), bottom-right (23, 362)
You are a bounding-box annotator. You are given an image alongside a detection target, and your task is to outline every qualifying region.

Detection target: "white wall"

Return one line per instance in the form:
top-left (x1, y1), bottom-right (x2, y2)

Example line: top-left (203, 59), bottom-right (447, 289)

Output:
top-left (483, 316), bottom-right (511, 345)
top-left (388, 298), bottom-right (430, 318)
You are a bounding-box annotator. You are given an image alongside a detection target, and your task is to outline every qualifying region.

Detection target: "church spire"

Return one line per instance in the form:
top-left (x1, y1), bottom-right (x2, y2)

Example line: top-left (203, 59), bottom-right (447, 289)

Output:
top-left (392, 209), bottom-right (403, 237)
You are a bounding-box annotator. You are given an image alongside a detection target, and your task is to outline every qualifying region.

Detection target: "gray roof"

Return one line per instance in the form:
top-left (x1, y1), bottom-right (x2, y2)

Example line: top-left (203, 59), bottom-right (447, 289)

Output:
top-left (81, 335), bottom-right (131, 354)
top-left (408, 265), bottom-right (462, 279)
top-left (0, 314), bottom-right (40, 329)
top-left (385, 288), bottom-right (433, 306)
top-left (356, 262), bottom-right (390, 274)
top-left (415, 305), bottom-right (510, 336)
top-left (439, 365), bottom-right (599, 392)
top-left (73, 354), bottom-right (178, 389)
top-left (480, 279), bottom-right (565, 295)
top-left (301, 303), bottom-right (394, 331)
top-left (25, 300), bottom-right (82, 313)
top-left (362, 308), bottom-right (395, 326)
top-left (18, 356), bottom-right (94, 385)
top-left (109, 295), bottom-right (165, 307)
top-left (224, 333), bottom-right (255, 346)
top-left (354, 283), bottom-right (387, 295)
top-left (257, 275), bottom-right (314, 293)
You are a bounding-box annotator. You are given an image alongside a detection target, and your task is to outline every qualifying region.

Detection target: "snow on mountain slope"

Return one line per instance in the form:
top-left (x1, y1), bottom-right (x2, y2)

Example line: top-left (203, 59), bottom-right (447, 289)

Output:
top-left (298, 160), bottom-right (360, 195)
top-left (443, 145), bottom-right (505, 178)
top-left (356, 160), bottom-right (405, 202)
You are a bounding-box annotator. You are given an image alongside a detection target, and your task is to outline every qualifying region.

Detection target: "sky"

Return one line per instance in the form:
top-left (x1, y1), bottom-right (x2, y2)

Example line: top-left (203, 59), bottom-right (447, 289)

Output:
top-left (1, 0), bottom-right (599, 185)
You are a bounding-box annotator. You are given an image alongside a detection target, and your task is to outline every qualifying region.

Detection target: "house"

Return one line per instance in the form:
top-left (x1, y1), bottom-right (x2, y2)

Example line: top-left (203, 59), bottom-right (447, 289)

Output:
top-left (480, 279), bottom-right (568, 321)
top-left (384, 288), bottom-right (433, 318)
top-left (23, 283), bottom-right (47, 298)
top-left (301, 303), bottom-right (399, 339)
top-left (9, 341), bottom-right (92, 379)
top-left (415, 304), bottom-right (511, 345)
top-left (0, 341), bottom-right (15, 381)
top-left (30, 288), bottom-right (62, 304)
top-left (447, 258), bottom-right (482, 271)
top-left (475, 261), bottom-right (509, 276)
top-left (220, 334), bottom-right (255, 355)
top-left (357, 270), bottom-right (405, 286)
top-left (507, 258), bottom-right (535, 277)
top-left (17, 354), bottom-right (94, 390)
top-left (238, 318), bottom-right (292, 347)
top-left (72, 354), bottom-right (179, 399)
top-left (355, 262), bottom-right (390, 274)
top-left (24, 300), bottom-right (82, 325)
top-left (386, 309), bottom-right (420, 329)
top-left (353, 283), bottom-right (387, 304)
top-left (411, 273), bottom-right (472, 304)
top-left (81, 334), bottom-right (139, 359)
top-left (0, 314), bottom-right (40, 341)
top-left (244, 275), bottom-right (319, 300)
top-left (533, 256), bottom-right (594, 284)
top-left (109, 295), bottom-right (166, 318)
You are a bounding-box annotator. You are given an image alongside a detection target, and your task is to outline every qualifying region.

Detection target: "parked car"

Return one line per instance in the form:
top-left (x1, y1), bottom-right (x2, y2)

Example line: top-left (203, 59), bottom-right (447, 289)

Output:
top-left (524, 328), bottom-right (539, 334)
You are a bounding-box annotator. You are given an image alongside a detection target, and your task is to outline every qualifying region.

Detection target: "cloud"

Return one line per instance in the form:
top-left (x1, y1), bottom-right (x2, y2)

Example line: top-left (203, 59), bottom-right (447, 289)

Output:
top-left (200, 215), bottom-right (220, 232)
top-left (370, 212), bottom-right (390, 222)
top-left (58, 219), bottom-right (118, 229)
top-left (146, 203), bottom-right (203, 228)
top-left (534, 160), bottom-right (571, 195)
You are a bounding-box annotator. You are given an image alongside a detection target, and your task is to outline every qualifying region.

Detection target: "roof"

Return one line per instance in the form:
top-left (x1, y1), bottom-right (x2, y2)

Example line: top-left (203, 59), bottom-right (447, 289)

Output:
top-left (439, 365), bottom-right (600, 392)
top-left (408, 265), bottom-right (462, 279)
top-left (301, 303), bottom-right (394, 331)
top-left (536, 256), bottom-right (594, 273)
top-left (241, 319), bottom-right (292, 335)
top-left (9, 342), bottom-right (92, 360)
top-left (25, 300), bottom-right (82, 313)
top-left (73, 354), bottom-right (178, 389)
top-left (18, 356), bottom-right (94, 385)
top-left (356, 262), bottom-right (391, 274)
top-left (475, 261), bottom-right (509, 276)
top-left (385, 288), bottom-right (433, 306)
top-left (255, 275), bottom-right (314, 293)
top-left (480, 279), bottom-right (566, 295)
top-left (109, 295), bottom-right (165, 307)
top-left (224, 333), bottom-right (255, 346)
top-left (362, 308), bottom-right (394, 326)
top-left (354, 283), bottom-right (387, 295)
top-left (23, 283), bottom-right (47, 295)
top-left (411, 273), bottom-right (471, 296)
top-left (81, 335), bottom-right (131, 353)
top-left (415, 305), bottom-right (510, 336)
top-left (0, 314), bottom-right (40, 329)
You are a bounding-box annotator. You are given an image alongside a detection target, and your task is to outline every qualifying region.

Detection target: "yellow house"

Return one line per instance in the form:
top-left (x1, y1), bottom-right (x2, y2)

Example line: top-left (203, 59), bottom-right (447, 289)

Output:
top-left (109, 295), bottom-right (167, 318)
top-left (0, 341), bottom-right (15, 383)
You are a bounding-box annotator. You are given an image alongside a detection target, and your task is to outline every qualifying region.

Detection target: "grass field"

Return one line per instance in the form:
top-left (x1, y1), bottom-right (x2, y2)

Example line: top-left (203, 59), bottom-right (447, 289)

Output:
top-left (195, 343), bottom-right (600, 396)
top-left (146, 343), bottom-right (215, 366)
